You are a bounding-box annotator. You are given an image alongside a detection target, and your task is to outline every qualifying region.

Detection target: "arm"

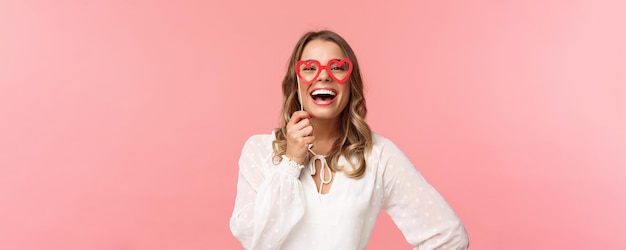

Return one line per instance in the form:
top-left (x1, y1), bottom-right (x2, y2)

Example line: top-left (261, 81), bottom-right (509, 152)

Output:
top-left (380, 140), bottom-right (469, 250)
top-left (229, 136), bottom-right (306, 250)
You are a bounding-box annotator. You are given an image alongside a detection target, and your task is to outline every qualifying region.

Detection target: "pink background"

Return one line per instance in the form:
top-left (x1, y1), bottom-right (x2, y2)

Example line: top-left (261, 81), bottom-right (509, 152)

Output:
top-left (1, 0), bottom-right (625, 249)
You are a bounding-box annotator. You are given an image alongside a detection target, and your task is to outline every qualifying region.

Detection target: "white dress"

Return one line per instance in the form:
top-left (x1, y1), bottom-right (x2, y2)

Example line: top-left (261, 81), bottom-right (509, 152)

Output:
top-left (229, 132), bottom-right (469, 250)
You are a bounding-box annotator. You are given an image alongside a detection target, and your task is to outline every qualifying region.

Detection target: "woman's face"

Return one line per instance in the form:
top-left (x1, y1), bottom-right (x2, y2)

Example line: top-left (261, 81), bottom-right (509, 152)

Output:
top-left (297, 39), bottom-right (351, 121)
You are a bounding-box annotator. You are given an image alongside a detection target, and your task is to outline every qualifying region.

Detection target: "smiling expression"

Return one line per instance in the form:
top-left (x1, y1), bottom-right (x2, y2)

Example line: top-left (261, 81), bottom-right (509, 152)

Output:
top-left (297, 40), bottom-right (351, 120)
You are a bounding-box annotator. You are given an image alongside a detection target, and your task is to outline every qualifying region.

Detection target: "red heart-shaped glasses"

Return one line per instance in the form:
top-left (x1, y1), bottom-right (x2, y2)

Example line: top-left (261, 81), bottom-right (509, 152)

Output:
top-left (295, 59), bottom-right (353, 84)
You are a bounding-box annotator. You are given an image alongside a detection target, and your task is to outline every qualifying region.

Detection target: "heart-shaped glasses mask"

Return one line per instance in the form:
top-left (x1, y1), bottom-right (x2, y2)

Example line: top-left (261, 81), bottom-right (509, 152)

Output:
top-left (295, 59), bottom-right (353, 84)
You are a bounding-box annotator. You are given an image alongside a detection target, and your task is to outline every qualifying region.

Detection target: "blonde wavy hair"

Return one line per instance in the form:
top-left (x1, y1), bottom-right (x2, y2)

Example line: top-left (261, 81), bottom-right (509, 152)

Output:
top-left (272, 30), bottom-right (373, 178)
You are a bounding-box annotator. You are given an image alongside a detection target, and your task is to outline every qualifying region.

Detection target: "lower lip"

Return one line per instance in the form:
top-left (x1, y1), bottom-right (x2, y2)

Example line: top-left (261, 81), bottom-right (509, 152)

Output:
top-left (311, 96), bottom-right (336, 106)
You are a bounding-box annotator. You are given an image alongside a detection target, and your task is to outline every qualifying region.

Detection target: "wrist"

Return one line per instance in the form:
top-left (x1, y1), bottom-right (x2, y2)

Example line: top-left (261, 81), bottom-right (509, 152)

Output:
top-left (285, 154), bottom-right (305, 165)
top-left (280, 155), bottom-right (305, 177)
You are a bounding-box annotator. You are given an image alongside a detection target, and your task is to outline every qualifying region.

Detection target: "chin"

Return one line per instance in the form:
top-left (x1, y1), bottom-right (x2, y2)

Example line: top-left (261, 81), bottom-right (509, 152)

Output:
top-left (312, 113), bottom-right (340, 120)
top-left (306, 105), bottom-right (347, 120)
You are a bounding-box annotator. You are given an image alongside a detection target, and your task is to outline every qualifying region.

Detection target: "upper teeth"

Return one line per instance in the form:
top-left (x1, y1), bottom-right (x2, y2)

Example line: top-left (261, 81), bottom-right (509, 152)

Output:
top-left (312, 89), bottom-right (336, 96)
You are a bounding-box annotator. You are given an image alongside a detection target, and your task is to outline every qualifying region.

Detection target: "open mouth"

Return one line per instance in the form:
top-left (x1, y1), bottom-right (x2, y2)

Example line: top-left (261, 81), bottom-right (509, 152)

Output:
top-left (310, 88), bottom-right (337, 105)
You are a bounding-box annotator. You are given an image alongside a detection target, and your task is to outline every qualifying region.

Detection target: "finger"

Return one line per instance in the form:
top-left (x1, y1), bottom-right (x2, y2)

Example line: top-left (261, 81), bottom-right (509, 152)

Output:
top-left (299, 125), bottom-right (313, 137)
top-left (287, 119), bottom-right (310, 137)
top-left (288, 113), bottom-right (312, 131)
top-left (288, 111), bottom-right (312, 126)
top-left (294, 135), bottom-right (315, 148)
top-left (288, 125), bottom-right (312, 143)
top-left (291, 117), bottom-right (311, 131)
top-left (303, 135), bottom-right (315, 146)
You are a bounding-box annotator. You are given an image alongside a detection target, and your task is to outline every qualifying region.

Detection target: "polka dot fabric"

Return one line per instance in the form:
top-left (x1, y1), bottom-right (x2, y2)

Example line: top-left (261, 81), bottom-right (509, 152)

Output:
top-left (229, 132), bottom-right (469, 250)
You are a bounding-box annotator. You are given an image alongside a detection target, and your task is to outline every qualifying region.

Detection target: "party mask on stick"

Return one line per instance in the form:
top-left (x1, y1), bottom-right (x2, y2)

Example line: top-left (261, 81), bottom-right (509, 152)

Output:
top-left (295, 59), bottom-right (353, 84)
top-left (294, 58), bottom-right (353, 111)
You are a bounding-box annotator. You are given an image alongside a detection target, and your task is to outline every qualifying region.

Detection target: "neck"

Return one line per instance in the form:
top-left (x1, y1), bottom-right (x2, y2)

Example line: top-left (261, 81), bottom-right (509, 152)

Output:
top-left (310, 117), bottom-right (342, 143)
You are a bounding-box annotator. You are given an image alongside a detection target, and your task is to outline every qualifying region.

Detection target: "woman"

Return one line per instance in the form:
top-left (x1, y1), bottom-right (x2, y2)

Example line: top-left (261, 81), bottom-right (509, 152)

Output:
top-left (229, 30), bottom-right (469, 250)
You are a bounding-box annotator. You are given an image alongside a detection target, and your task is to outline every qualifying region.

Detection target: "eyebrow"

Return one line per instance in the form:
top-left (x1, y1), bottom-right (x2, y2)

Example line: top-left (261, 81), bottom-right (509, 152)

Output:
top-left (302, 58), bottom-right (344, 62)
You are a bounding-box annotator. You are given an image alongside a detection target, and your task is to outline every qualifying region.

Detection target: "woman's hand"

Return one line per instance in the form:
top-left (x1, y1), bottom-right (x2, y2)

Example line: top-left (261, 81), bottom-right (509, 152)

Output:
top-left (285, 111), bottom-right (315, 164)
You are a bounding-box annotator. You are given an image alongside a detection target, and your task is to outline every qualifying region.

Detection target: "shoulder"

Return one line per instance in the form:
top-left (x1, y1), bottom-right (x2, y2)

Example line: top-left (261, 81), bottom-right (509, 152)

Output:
top-left (242, 130), bottom-right (277, 145)
top-left (370, 132), bottom-right (402, 154)
top-left (243, 132), bottom-right (275, 146)
top-left (368, 131), bottom-right (412, 168)
top-left (368, 132), bottom-right (420, 181)
top-left (240, 131), bottom-right (277, 155)
top-left (238, 131), bottom-right (278, 168)
top-left (237, 132), bottom-right (278, 178)
top-left (371, 132), bottom-right (391, 145)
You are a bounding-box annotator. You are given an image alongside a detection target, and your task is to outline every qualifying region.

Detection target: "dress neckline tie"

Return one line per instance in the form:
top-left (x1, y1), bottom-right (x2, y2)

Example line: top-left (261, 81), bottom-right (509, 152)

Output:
top-left (307, 146), bottom-right (333, 195)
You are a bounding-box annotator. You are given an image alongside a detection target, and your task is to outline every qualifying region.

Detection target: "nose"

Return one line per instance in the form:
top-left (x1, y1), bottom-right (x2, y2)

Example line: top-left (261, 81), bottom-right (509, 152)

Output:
top-left (317, 68), bottom-right (332, 82)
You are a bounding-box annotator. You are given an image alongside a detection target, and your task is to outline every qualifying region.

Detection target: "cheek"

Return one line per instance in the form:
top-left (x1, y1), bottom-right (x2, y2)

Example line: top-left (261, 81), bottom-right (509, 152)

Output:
top-left (341, 85), bottom-right (351, 100)
top-left (297, 83), bottom-right (310, 96)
